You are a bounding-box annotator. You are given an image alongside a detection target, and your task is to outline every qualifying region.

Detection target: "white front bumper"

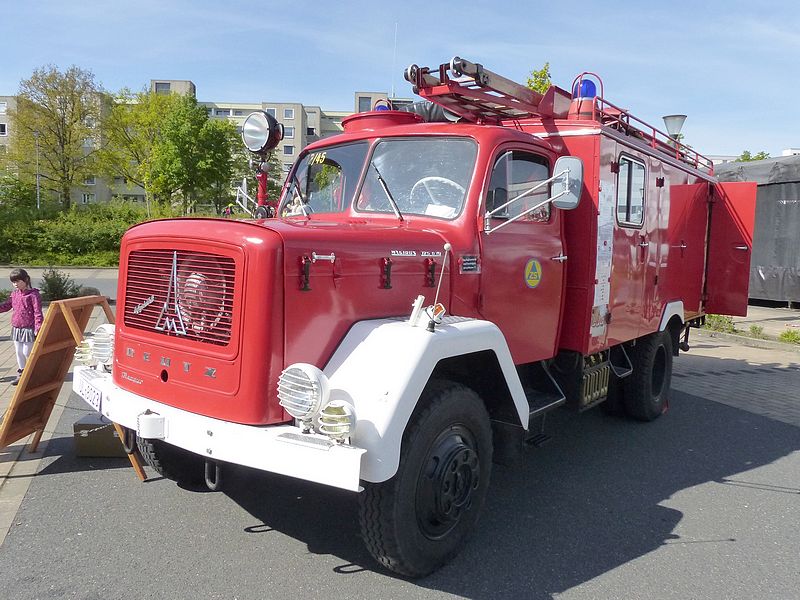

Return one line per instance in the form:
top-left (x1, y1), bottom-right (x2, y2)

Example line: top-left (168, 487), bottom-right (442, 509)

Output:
top-left (72, 366), bottom-right (366, 491)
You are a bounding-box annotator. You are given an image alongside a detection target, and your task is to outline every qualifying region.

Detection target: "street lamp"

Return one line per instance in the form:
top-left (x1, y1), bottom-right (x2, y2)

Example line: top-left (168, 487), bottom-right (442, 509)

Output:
top-left (33, 129), bottom-right (40, 210)
top-left (662, 114), bottom-right (687, 143)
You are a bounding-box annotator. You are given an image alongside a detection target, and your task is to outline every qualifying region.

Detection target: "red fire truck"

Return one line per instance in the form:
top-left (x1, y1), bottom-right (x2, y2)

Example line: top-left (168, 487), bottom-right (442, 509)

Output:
top-left (74, 56), bottom-right (756, 577)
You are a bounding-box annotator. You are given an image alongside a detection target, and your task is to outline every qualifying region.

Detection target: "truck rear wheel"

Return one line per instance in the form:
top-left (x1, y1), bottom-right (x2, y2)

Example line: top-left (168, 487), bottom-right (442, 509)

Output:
top-left (624, 331), bottom-right (673, 421)
top-left (136, 437), bottom-right (204, 485)
top-left (359, 381), bottom-right (492, 578)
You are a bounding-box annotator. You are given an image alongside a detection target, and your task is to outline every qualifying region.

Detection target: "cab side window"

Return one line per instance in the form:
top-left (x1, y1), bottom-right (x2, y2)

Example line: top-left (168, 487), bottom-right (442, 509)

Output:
top-left (487, 150), bottom-right (550, 222)
top-left (616, 156), bottom-right (645, 226)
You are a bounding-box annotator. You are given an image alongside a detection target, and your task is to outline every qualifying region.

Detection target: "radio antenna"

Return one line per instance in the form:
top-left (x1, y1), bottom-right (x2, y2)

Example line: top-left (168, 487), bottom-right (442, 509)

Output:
top-left (426, 242), bottom-right (451, 332)
top-left (391, 22), bottom-right (398, 98)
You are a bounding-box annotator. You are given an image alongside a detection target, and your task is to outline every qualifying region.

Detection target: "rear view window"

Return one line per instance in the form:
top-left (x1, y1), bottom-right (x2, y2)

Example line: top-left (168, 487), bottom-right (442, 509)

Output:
top-left (616, 156), bottom-right (646, 226)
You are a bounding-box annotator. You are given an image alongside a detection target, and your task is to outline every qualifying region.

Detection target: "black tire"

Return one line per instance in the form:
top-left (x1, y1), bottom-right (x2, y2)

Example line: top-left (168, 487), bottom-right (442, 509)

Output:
top-left (623, 331), bottom-right (673, 421)
top-left (359, 380), bottom-right (493, 578)
top-left (136, 437), bottom-right (205, 484)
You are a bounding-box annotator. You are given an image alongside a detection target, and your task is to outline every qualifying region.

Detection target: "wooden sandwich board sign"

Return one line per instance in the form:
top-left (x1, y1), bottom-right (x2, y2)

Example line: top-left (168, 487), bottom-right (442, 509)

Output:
top-left (0, 295), bottom-right (145, 480)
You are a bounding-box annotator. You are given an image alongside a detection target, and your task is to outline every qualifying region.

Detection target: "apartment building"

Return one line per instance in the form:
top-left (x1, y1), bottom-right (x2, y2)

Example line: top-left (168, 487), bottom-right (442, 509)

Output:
top-left (0, 96), bottom-right (15, 160)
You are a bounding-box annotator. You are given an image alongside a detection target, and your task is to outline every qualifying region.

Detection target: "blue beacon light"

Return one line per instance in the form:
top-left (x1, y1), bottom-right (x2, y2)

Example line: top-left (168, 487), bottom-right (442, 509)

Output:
top-left (573, 79), bottom-right (597, 99)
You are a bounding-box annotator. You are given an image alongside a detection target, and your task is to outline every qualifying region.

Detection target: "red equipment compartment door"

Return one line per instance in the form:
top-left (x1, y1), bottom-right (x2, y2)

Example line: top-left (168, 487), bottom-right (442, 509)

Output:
top-left (479, 148), bottom-right (565, 364)
top-left (704, 182), bottom-right (757, 316)
top-left (661, 183), bottom-right (709, 315)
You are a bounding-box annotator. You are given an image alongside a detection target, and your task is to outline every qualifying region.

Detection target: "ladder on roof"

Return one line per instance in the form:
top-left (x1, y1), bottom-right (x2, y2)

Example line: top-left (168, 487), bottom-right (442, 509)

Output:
top-left (404, 56), bottom-right (572, 123)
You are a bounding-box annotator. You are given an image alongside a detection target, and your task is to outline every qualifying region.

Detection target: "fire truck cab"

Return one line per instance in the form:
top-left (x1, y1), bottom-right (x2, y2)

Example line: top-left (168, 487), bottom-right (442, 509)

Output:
top-left (74, 56), bottom-right (756, 578)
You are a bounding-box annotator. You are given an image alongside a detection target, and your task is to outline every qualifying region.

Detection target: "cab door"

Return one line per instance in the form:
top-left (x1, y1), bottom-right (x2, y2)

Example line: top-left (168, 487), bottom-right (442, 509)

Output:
top-left (704, 182), bottom-right (757, 316)
top-left (479, 148), bottom-right (565, 364)
top-left (607, 154), bottom-right (648, 343)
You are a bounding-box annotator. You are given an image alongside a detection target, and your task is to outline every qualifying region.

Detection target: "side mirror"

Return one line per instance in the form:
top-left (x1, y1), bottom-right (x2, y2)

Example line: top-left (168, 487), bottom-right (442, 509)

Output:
top-left (551, 156), bottom-right (583, 210)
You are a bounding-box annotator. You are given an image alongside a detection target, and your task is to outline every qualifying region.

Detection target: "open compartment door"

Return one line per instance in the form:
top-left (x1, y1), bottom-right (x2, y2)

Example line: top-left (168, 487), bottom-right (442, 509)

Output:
top-left (704, 182), bottom-right (757, 316)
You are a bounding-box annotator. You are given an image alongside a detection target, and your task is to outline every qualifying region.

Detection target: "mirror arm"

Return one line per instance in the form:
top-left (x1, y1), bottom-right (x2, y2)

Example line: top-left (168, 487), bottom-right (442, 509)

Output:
top-left (484, 168), bottom-right (571, 235)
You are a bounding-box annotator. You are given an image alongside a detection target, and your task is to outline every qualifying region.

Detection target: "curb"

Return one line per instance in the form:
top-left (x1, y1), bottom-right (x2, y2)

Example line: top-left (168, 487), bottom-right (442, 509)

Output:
top-left (695, 329), bottom-right (800, 354)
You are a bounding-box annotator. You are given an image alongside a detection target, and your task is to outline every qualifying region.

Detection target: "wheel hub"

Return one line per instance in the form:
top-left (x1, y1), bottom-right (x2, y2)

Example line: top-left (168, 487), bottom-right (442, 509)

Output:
top-left (417, 427), bottom-right (481, 539)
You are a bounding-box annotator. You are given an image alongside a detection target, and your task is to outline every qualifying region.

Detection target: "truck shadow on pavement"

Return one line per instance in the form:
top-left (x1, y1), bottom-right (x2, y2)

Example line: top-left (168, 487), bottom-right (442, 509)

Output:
top-left (214, 390), bottom-right (800, 597)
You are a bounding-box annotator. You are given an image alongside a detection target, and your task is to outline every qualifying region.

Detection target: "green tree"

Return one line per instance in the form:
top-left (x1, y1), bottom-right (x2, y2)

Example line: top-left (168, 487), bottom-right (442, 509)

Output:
top-left (8, 65), bottom-right (105, 209)
top-left (148, 95), bottom-right (240, 214)
top-left (736, 150), bottom-right (770, 162)
top-left (526, 63), bottom-right (552, 95)
top-left (97, 89), bottom-right (179, 210)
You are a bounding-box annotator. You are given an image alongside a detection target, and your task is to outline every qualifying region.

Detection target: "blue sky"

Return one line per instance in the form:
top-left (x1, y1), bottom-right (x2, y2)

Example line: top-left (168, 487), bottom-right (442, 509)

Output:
top-left (4, 1), bottom-right (798, 158)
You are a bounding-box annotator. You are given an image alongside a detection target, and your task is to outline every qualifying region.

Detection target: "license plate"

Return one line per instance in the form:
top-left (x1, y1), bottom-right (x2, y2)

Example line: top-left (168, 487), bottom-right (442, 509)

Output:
top-left (76, 369), bottom-right (105, 412)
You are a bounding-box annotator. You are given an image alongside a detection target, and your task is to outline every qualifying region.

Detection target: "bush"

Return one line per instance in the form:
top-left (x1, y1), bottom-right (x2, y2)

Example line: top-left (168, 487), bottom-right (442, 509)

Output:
top-left (778, 330), bottom-right (800, 345)
top-left (38, 268), bottom-right (82, 301)
top-left (704, 314), bottom-right (737, 333)
top-left (748, 325), bottom-right (765, 339)
top-left (0, 288), bottom-right (10, 303)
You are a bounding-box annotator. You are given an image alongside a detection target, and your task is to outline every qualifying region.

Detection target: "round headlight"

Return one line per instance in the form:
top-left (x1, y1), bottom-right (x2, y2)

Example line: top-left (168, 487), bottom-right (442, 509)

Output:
top-left (277, 363), bottom-right (329, 421)
top-left (242, 111), bottom-right (284, 154)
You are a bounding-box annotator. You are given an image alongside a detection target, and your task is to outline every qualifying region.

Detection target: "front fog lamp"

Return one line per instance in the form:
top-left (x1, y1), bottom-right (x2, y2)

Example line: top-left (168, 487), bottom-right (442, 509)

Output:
top-left (74, 324), bottom-right (115, 368)
top-left (319, 401), bottom-right (356, 442)
top-left (277, 363), bottom-right (330, 425)
top-left (91, 324), bottom-right (115, 366)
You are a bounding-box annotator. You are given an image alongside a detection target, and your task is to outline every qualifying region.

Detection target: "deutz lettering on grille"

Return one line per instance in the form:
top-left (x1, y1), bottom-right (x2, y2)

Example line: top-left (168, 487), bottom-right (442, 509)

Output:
top-left (155, 251), bottom-right (188, 335)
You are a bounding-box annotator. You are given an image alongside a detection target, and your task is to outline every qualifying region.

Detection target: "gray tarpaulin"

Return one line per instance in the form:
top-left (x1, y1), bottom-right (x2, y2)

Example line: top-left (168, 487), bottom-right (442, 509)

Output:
top-left (716, 156), bottom-right (800, 302)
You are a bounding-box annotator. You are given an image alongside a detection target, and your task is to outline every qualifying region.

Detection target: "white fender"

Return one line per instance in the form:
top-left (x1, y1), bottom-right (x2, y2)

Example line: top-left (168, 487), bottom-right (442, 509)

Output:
top-left (659, 300), bottom-right (684, 332)
top-left (322, 316), bottom-right (528, 483)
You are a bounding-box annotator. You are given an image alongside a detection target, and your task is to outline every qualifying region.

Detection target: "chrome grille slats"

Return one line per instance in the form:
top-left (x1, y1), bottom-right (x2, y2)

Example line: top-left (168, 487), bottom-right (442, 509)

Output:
top-left (124, 249), bottom-right (236, 346)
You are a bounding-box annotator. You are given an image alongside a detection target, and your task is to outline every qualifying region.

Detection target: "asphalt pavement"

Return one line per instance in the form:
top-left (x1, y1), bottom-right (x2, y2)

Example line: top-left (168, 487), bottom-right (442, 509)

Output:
top-left (0, 278), bottom-right (798, 599)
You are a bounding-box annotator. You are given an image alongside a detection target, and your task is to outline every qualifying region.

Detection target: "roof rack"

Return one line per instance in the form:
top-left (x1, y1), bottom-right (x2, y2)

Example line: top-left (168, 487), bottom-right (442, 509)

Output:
top-left (405, 57), bottom-right (714, 173)
top-left (571, 74), bottom-right (714, 172)
top-left (404, 56), bottom-right (572, 123)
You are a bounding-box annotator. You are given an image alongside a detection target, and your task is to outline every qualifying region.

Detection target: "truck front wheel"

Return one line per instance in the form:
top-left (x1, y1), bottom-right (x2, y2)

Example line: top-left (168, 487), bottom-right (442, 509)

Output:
top-left (136, 437), bottom-right (205, 485)
top-left (624, 331), bottom-right (673, 421)
top-left (359, 381), bottom-right (492, 577)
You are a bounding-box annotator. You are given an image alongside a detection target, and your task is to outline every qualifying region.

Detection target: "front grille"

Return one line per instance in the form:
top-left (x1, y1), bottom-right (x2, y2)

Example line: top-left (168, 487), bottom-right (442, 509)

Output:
top-left (124, 249), bottom-right (236, 346)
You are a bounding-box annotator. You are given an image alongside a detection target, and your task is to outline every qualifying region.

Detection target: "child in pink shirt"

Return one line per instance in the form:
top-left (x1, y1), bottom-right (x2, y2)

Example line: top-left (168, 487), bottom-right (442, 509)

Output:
top-left (1, 268), bottom-right (44, 385)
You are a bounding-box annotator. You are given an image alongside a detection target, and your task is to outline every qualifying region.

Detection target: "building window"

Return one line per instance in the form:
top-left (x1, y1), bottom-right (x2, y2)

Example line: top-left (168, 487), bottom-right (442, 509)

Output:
top-left (358, 96), bottom-right (372, 113)
top-left (234, 110), bottom-right (244, 116)
top-left (283, 108), bottom-right (295, 119)
top-left (0, 123), bottom-right (6, 136)
top-left (0, 102), bottom-right (6, 114)
top-left (84, 175), bottom-right (96, 185)
top-left (216, 108), bottom-right (231, 117)
top-left (82, 193), bottom-right (95, 204)
top-left (113, 176), bottom-right (126, 185)
top-left (283, 145), bottom-right (294, 155)
top-left (265, 108), bottom-right (276, 118)
top-left (284, 126), bottom-right (295, 139)
top-left (616, 155), bottom-right (646, 227)
top-left (306, 127), bottom-right (316, 136)
top-left (154, 82), bottom-right (171, 95)
top-left (206, 107), bottom-right (214, 115)
top-left (283, 163), bottom-right (293, 172)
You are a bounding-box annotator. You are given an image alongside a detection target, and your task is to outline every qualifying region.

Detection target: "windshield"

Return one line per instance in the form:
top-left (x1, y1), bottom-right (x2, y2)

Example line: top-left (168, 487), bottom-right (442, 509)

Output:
top-left (356, 138), bottom-right (476, 219)
top-left (280, 142), bottom-right (369, 217)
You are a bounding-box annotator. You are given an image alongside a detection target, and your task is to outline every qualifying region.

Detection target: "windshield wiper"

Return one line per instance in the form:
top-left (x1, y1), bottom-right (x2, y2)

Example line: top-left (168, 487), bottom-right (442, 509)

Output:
top-left (288, 173), bottom-right (311, 217)
top-left (371, 162), bottom-right (403, 222)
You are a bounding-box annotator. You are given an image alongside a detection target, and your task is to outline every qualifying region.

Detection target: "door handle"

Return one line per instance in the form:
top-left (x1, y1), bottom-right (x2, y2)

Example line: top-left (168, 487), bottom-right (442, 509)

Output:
top-left (551, 254), bottom-right (568, 262)
top-left (734, 245), bottom-right (748, 251)
top-left (638, 241), bottom-right (650, 248)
